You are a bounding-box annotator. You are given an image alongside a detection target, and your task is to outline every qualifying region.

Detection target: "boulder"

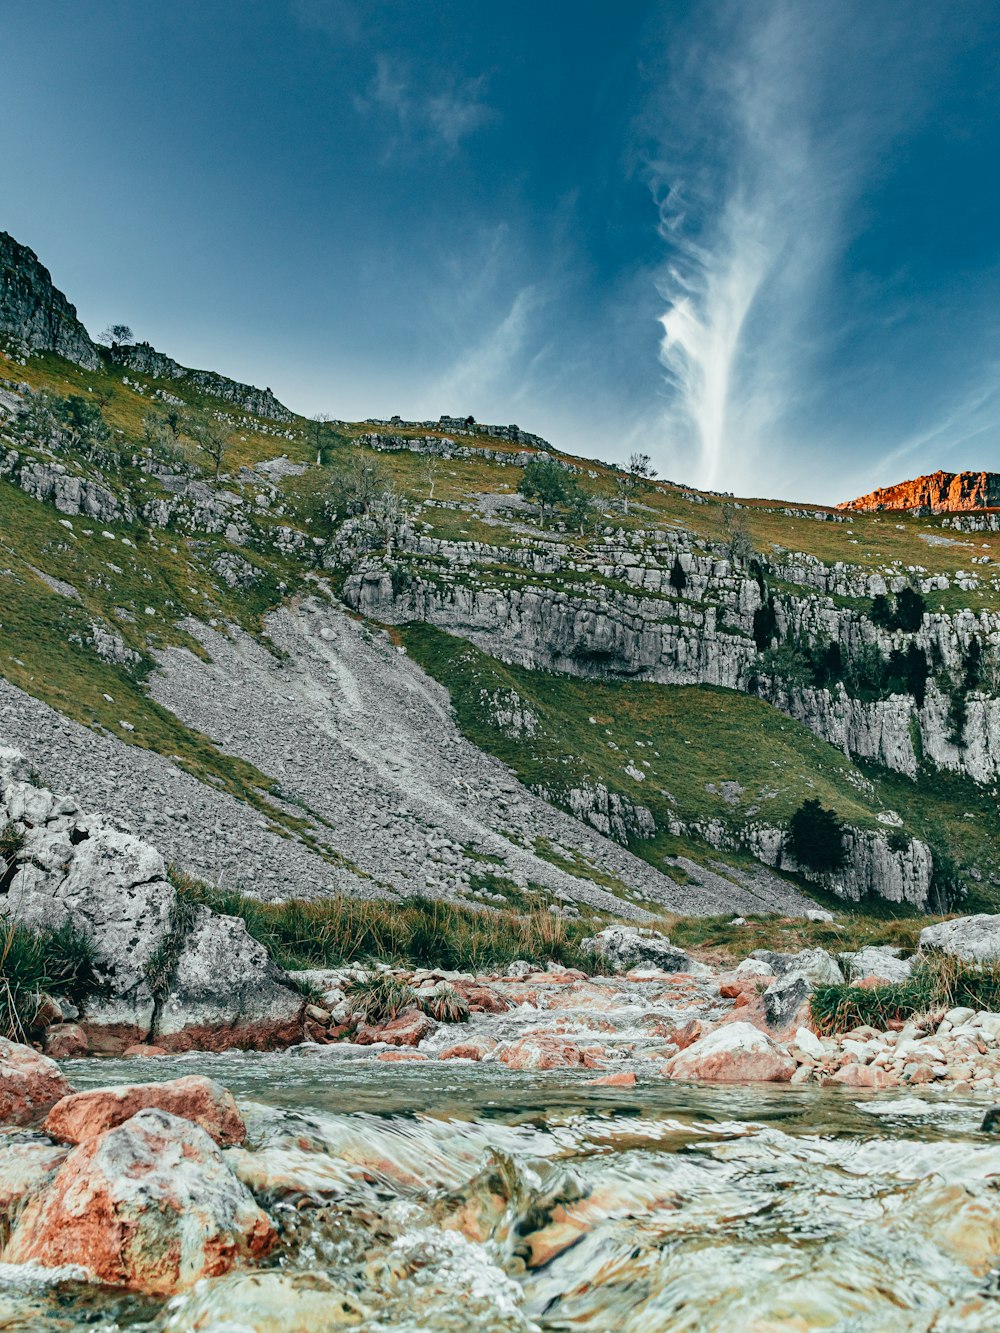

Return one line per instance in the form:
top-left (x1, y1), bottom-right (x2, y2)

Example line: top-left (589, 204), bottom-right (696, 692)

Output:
top-left (664, 1022), bottom-right (796, 1083)
top-left (842, 945), bottom-right (912, 984)
top-left (497, 1035), bottom-right (590, 1070)
top-left (2, 1108), bottom-right (276, 1294)
top-left (159, 1270), bottom-right (373, 1331)
top-left (42, 1023), bottom-right (89, 1059)
top-left (0, 1141), bottom-right (68, 1230)
top-left (439, 1036), bottom-right (499, 1061)
top-left (43, 1075), bottom-right (246, 1147)
top-left (734, 958), bottom-right (775, 979)
top-left (751, 948), bottom-right (843, 985)
top-left (353, 1009), bottom-right (436, 1047)
top-left (919, 915), bottom-right (1000, 965)
top-left (763, 972), bottom-right (814, 1030)
top-left (155, 907), bottom-right (304, 1051)
top-left (580, 926), bottom-right (706, 975)
top-left (0, 1038), bottom-right (71, 1126)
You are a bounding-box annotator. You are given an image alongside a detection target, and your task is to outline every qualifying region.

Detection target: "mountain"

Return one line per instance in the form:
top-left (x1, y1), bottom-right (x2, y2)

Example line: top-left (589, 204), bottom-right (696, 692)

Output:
top-left (839, 470), bottom-right (1000, 515)
top-left (2, 230), bottom-right (1000, 924)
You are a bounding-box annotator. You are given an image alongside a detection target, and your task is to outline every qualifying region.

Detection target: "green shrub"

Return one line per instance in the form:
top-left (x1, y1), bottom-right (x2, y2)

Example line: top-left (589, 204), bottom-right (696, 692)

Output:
top-left (418, 982), bottom-right (469, 1023)
top-left (344, 971), bottom-right (416, 1024)
top-left (811, 955), bottom-right (1000, 1034)
top-left (0, 920), bottom-right (100, 1041)
top-left (788, 798), bottom-right (847, 873)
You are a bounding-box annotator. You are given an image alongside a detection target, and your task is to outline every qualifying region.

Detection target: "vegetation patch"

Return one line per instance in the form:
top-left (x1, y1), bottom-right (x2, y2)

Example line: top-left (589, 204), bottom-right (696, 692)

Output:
top-left (0, 920), bottom-right (100, 1041)
top-left (811, 955), bottom-right (1000, 1034)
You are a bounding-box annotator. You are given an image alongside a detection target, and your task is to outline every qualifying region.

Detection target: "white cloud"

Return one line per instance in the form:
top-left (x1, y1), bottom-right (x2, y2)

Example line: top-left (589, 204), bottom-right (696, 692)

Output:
top-left (356, 54), bottom-right (493, 155)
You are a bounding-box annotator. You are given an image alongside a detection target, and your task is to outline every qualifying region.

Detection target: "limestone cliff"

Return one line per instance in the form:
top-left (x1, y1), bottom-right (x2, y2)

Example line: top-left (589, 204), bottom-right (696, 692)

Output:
top-left (839, 471), bottom-right (1000, 514)
top-left (0, 232), bottom-right (99, 369)
top-left (110, 341), bottom-right (294, 422)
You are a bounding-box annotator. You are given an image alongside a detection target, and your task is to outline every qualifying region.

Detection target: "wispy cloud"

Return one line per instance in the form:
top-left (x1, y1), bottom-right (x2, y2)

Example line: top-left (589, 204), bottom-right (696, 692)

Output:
top-left (356, 54), bottom-right (493, 155)
top-left (644, 2), bottom-right (861, 493)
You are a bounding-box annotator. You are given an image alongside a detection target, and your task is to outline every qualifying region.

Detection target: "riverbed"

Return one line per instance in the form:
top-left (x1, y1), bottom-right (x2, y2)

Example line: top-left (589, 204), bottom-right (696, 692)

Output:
top-left (4, 1049), bottom-right (999, 1330)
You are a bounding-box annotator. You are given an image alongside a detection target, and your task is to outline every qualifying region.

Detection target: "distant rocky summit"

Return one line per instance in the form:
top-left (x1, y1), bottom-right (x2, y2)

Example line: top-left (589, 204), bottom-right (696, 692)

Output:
top-left (839, 470), bottom-right (1000, 514)
top-left (0, 231), bottom-right (99, 369)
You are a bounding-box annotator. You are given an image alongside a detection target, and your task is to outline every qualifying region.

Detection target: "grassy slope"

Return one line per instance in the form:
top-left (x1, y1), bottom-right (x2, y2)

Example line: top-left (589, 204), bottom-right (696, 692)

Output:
top-left (3, 345), bottom-right (1000, 909)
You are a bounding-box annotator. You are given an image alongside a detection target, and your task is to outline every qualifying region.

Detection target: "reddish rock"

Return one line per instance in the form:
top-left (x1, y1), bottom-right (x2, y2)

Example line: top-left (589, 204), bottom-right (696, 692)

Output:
top-left (664, 1022), bottom-right (796, 1083)
top-left (587, 1071), bottom-right (637, 1087)
top-left (452, 982), bottom-right (510, 1014)
top-left (123, 1044), bottom-right (169, 1058)
top-left (0, 1142), bottom-right (68, 1227)
top-left (377, 1050), bottom-right (428, 1062)
top-left (43, 1075), bottom-right (246, 1148)
top-left (439, 1036), bottom-right (499, 1061)
top-left (354, 1009), bottom-right (436, 1047)
top-left (42, 1023), bottom-right (89, 1059)
top-left (2, 1108), bottom-right (276, 1294)
top-left (830, 1063), bottom-right (894, 1089)
top-left (672, 1019), bottom-right (703, 1051)
top-left (0, 1037), bottom-right (72, 1127)
top-left (839, 470), bottom-right (1000, 515)
top-left (497, 1036), bottom-right (588, 1071)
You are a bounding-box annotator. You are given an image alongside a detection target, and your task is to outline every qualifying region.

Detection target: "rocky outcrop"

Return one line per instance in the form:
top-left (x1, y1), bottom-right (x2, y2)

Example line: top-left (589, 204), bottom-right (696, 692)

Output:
top-left (840, 471), bottom-right (1000, 514)
top-left (0, 746), bottom-right (304, 1052)
top-left (110, 341), bottom-right (293, 421)
top-left (2, 1108), bottom-right (276, 1294)
top-left (0, 232), bottom-right (99, 369)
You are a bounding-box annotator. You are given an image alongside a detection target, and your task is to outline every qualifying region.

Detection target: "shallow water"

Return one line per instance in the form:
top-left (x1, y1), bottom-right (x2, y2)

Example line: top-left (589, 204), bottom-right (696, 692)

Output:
top-left (2, 1049), bottom-right (1000, 1330)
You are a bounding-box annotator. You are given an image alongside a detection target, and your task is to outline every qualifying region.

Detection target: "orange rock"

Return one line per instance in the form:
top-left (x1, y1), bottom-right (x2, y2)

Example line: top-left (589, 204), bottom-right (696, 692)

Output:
top-left (377, 1050), bottom-right (427, 1062)
top-left (830, 1063), bottom-right (894, 1089)
top-left (839, 469), bottom-right (1000, 515)
top-left (0, 1038), bottom-right (71, 1127)
top-left (2, 1108), bottom-right (275, 1294)
top-left (122, 1044), bottom-right (169, 1058)
top-left (497, 1035), bottom-right (589, 1071)
top-left (42, 1024), bottom-right (89, 1059)
top-left (665, 1022), bottom-right (796, 1083)
top-left (672, 1020), bottom-right (703, 1050)
top-left (587, 1071), bottom-right (637, 1087)
top-left (43, 1075), bottom-right (246, 1148)
top-left (354, 1009), bottom-right (436, 1048)
top-left (451, 982), bottom-right (510, 1014)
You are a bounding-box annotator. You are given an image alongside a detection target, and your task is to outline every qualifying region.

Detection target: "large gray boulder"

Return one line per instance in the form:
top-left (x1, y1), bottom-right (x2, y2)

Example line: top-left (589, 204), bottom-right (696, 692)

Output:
top-left (156, 907), bottom-right (303, 1051)
top-left (919, 915), bottom-right (1000, 965)
top-left (763, 973), bottom-right (814, 1030)
top-left (750, 947), bottom-right (843, 986)
top-left (841, 945), bottom-right (912, 984)
top-left (580, 925), bottom-right (707, 975)
top-left (0, 747), bottom-right (302, 1052)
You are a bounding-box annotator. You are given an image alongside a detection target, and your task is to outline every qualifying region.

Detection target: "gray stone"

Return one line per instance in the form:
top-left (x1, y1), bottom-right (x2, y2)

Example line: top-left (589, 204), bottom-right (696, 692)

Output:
top-left (919, 915), bottom-right (1000, 965)
top-left (581, 925), bottom-right (707, 975)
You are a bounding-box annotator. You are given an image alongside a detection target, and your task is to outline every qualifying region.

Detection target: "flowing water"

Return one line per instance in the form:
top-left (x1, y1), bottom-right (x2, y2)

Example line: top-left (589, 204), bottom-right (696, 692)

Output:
top-left (2, 1048), bottom-right (1000, 1331)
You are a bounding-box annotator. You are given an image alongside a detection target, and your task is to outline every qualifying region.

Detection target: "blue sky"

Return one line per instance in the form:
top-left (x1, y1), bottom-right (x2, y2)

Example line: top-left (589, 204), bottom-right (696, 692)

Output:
top-left (3, 0), bottom-right (1000, 502)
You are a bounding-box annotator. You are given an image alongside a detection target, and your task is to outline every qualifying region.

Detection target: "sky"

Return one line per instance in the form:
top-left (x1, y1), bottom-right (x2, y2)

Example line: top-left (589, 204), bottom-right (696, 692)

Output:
top-left (3, 0), bottom-right (1000, 503)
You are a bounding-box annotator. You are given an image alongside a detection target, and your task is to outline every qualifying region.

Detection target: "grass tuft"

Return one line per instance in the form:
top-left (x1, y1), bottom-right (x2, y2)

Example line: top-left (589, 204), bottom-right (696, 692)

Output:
top-left (0, 919), bottom-right (100, 1041)
top-left (811, 954), bottom-right (1000, 1033)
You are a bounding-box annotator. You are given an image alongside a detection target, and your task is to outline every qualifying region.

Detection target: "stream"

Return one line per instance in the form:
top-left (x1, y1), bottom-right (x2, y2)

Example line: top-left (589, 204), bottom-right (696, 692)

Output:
top-left (2, 1048), bottom-right (999, 1330)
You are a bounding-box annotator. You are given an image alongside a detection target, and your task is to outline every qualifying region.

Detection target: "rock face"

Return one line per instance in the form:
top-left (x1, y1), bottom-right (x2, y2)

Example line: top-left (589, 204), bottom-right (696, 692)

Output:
top-left (0, 746), bottom-right (303, 1052)
top-left (3, 1109), bottom-right (276, 1294)
top-left (581, 926), bottom-right (705, 974)
top-left (0, 231), bottom-right (99, 369)
top-left (665, 1022), bottom-right (796, 1082)
top-left (110, 341), bottom-right (293, 421)
top-left (839, 471), bottom-right (1000, 515)
top-left (0, 1039), bottom-right (71, 1127)
top-left (43, 1075), bottom-right (246, 1148)
top-left (842, 946), bottom-right (913, 984)
top-left (919, 915), bottom-right (1000, 965)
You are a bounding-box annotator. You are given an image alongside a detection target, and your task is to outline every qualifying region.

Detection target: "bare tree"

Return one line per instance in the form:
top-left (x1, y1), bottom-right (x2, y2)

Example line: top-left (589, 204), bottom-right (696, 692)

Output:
top-left (309, 413), bottom-right (334, 465)
top-left (614, 451), bottom-right (658, 515)
top-left (188, 416), bottom-right (231, 480)
top-left (423, 453), bottom-right (439, 500)
top-left (720, 503), bottom-right (755, 564)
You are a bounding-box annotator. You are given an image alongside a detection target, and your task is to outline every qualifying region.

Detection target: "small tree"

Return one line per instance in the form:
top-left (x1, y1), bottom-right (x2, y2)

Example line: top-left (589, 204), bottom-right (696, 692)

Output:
top-left (894, 585), bottom-right (926, 633)
top-left (100, 323), bottom-right (134, 349)
top-left (309, 413), bottom-right (336, 465)
top-left (423, 453), bottom-right (439, 500)
top-left (59, 395), bottom-right (110, 461)
top-left (519, 456), bottom-right (568, 522)
top-left (563, 476), bottom-right (593, 534)
top-left (615, 451), bottom-right (657, 515)
top-left (788, 798), bottom-right (847, 873)
top-left (187, 416), bottom-right (231, 480)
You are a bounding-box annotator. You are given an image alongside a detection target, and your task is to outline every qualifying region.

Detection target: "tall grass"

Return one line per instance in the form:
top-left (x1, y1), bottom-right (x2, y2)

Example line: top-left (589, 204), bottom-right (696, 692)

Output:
top-left (811, 955), bottom-right (1000, 1034)
top-left (0, 920), bottom-right (100, 1041)
top-left (171, 871), bottom-right (600, 974)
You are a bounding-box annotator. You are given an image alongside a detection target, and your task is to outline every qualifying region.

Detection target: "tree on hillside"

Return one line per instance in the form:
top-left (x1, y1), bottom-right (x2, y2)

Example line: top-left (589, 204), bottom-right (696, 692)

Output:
top-left (518, 456), bottom-right (569, 521)
top-left (59, 395), bottom-right (110, 461)
top-left (563, 475), bottom-right (594, 534)
top-left (721, 503), bottom-right (755, 564)
top-left (423, 453), bottom-right (439, 500)
top-left (309, 413), bottom-right (336, 465)
top-left (187, 415), bottom-right (231, 480)
top-left (788, 798), bottom-right (847, 873)
top-left (615, 451), bottom-right (657, 515)
top-left (99, 324), bottom-right (134, 350)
